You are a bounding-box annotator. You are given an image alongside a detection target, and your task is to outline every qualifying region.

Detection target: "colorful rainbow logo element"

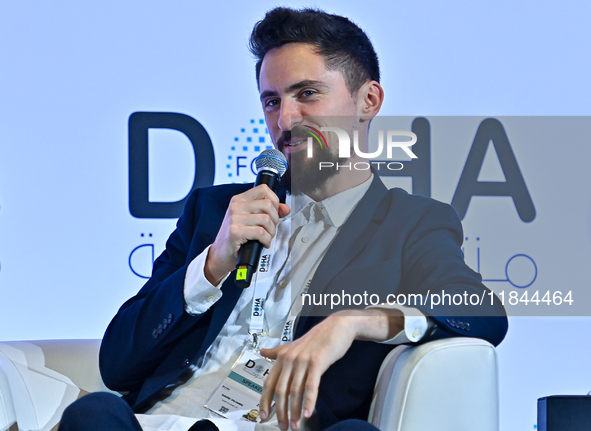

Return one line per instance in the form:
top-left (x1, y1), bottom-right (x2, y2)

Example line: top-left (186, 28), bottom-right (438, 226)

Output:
top-left (303, 125), bottom-right (328, 149)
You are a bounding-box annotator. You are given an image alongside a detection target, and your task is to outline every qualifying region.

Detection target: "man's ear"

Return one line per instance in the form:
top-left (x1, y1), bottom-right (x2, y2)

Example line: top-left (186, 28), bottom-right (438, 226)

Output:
top-left (357, 80), bottom-right (384, 121)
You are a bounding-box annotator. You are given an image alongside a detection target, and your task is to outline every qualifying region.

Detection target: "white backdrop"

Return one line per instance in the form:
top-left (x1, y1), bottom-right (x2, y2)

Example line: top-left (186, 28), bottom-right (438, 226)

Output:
top-left (1, 1), bottom-right (591, 430)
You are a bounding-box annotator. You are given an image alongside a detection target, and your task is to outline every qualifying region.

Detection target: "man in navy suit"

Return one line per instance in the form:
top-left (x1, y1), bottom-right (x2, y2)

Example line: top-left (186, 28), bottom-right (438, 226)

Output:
top-left (60, 7), bottom-right (507, 431)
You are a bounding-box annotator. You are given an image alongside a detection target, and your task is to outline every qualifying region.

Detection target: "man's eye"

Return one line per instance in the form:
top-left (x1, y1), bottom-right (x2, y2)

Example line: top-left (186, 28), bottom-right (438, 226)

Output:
top-left (265, 99), bottom-right (280, 108)
top-left (302, 90), bottom-right (316, 97)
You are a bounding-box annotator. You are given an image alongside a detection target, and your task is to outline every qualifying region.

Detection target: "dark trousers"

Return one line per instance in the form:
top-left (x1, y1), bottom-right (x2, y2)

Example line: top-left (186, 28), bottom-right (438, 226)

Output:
top-left (59, 393), bottom-right (217, 431)
top-left (59, 392), bottom-right (380, 431)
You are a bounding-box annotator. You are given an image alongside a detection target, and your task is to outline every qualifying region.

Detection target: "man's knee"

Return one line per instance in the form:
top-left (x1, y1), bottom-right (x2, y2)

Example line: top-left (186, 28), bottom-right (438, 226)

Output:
top-left (60, 392), bottom-right (137, 431)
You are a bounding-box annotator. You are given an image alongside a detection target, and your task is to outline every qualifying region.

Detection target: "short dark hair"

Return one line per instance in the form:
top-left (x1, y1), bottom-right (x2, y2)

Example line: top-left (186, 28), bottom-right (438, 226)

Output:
top-left (249, 7), bottom-right (380, 95)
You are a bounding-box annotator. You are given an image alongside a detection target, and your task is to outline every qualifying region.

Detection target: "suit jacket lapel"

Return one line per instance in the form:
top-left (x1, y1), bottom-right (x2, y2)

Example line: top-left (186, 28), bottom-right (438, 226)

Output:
top-left (295, 175), bottom-right (389, 336)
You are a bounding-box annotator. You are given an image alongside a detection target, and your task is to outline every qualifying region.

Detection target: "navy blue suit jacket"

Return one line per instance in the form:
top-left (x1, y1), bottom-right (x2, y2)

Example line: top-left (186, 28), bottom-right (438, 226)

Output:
top-left (99, 175), bottom-right (507, 429)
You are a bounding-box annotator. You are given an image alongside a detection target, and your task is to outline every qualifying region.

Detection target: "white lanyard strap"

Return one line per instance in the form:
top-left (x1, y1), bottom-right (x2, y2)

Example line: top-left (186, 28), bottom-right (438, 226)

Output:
top-left (279, 254), bottom-right (324, 345)
top-left (248, 234), bottom-right (278, 346)
top-left (248, 215), bottom-right (328, 348)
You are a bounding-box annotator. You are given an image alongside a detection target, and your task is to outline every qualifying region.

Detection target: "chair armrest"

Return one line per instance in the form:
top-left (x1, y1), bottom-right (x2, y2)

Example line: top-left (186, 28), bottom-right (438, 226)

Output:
top-left (368, 337), bottom-right (499, 431)
top-left (0, 340), bottom-right (112, 431)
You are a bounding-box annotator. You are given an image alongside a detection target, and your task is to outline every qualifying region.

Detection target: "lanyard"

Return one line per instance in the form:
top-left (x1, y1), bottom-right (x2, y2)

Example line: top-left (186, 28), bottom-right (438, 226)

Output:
top-left (248, 230), bottom-right (279, 349)
top-left (247, 218), bottom-right (325, 350)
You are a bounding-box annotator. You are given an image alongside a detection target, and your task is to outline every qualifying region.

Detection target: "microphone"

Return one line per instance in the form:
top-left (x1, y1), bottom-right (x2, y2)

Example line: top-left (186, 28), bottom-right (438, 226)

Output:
top-left (235, 148), bottom-right (288, 288)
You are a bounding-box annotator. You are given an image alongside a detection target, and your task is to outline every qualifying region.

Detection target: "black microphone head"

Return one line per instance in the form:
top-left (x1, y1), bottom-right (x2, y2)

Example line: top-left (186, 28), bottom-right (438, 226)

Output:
top-left (255, 148), bottom-right (288, 177)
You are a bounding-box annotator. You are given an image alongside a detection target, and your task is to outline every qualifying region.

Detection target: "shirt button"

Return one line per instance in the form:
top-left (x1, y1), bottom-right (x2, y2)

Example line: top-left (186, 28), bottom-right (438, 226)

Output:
top-left (207, 295), bottom-right (216, 302)
top-left (262, 330), bottom-right (269, 336)
top-left (279, 280), bottom-right (287, 288)
top-left (301, 237), bottom-right (309, 243)
top-left (412, 328), bottom-right (421, 338)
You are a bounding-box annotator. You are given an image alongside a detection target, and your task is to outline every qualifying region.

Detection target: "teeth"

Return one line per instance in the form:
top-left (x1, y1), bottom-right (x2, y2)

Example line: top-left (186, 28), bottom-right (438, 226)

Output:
top-left (288, 139), bottom-right (305, 147)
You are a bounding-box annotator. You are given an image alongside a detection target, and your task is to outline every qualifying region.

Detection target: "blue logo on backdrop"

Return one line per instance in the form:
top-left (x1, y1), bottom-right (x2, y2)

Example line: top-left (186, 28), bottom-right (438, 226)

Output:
top-left (127, 113), bottom-right (535, 221)
top-left (127, 113), bottom-right (537, 281)
top-left (377, 118), bottom-right (536, 222)
top-left (227, 119), bottom-right (273, 181)
top-left (128, 112), bottom-right (215, 219)
top-left (463, 237), bottom-right (538, 289)
top-left (129, 233), bottom-right (155, 279)
top-left (451, 118), bottom-right (535, 223)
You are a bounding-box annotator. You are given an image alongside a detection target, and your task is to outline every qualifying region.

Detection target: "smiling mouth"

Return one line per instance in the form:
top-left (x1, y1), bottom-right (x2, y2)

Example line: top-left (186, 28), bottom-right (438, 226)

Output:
top-left (286, 138), bottom-right (307, 147)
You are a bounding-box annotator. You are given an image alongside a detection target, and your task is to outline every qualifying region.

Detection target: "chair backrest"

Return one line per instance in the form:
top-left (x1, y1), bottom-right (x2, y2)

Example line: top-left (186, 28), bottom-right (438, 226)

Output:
top-left (0, 351), bottom-right (19, 431)
top-left (0, 340), bottom-right (108, 431)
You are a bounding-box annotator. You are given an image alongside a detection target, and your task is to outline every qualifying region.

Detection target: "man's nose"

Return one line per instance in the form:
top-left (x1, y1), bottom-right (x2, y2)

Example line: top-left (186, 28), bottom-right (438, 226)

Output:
top-left (278, 99), bottom-right (303, 132)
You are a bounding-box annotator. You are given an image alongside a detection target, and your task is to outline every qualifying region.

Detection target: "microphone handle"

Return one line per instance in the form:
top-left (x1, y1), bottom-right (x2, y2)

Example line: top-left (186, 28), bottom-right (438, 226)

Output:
top-left (235, 170), bottom-right (281, 288)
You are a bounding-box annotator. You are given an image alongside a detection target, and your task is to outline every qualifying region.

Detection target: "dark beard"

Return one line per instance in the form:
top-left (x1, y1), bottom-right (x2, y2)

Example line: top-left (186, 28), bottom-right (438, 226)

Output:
top-left (281, 143), bottom-right (349, 196)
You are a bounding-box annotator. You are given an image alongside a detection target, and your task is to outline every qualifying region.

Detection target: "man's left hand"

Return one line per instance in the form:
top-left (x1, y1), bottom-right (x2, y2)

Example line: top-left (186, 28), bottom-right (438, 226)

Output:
top-left (258, 309), bottom-right (403, 431)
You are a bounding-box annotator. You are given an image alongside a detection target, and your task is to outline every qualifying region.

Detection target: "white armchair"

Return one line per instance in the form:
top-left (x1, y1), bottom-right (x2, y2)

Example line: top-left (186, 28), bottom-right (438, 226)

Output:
top-left (0, 338), bottom-right (498, 431)
top-left (368, 337), bottom-right (499, 430)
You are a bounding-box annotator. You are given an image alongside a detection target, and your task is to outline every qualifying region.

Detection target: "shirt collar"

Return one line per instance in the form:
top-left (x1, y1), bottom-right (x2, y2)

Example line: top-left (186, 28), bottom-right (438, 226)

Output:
top-left (287, 174), bottom-right (374, 228)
